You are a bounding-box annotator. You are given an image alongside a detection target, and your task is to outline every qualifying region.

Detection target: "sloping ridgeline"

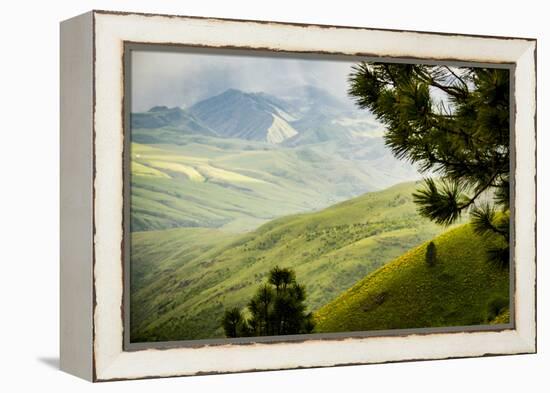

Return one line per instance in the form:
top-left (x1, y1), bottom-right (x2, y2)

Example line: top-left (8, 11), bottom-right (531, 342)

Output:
top-left (130, 181), bottom-right (443, 342)
top-left (315, 224), bottom-right (510, 333)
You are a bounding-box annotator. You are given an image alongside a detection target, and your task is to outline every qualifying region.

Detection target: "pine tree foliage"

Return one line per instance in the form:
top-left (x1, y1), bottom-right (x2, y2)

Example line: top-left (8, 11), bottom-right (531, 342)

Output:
top-left (221, 307), bottom-right (244, 338)
top-left (222, 266), bottom-right (315, 338)
top-left (349, 63), bottom-right (510, 267)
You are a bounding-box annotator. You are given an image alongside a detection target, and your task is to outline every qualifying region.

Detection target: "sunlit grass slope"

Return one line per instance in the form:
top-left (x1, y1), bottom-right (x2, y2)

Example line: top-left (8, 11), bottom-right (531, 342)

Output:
top-left (315, 224), bottom-right (510, 333)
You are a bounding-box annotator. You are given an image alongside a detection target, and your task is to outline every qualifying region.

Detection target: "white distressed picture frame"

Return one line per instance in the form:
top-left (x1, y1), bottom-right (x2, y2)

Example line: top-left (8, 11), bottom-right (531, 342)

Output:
top-left (60, 10), bottom-right (536, 382)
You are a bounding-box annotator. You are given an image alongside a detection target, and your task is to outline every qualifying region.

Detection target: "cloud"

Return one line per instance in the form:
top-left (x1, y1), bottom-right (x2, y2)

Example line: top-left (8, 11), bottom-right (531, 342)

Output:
top-left (130, 49), bottom-right (358, 112)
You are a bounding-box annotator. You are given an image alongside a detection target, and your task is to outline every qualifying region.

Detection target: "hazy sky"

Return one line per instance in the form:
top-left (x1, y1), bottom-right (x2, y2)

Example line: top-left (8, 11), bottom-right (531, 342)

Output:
top-left (130, 49), bottom-right (361, 112)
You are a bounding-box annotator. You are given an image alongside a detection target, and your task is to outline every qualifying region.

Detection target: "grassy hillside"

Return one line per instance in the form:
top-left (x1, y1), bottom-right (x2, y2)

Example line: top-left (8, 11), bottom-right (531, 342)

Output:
top-left (315, 224), bottom-right (510, 333)
top-left (130, 136), bottom-right (419, 232)
top-left (130, 181), bottom-right (443, 342)
top-left (131, 106), bottom-right (218, 136)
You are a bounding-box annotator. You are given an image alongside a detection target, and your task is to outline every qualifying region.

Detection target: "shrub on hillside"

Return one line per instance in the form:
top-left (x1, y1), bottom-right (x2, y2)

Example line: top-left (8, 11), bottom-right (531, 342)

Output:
top-left (426, 241), bottom-right (437, 267)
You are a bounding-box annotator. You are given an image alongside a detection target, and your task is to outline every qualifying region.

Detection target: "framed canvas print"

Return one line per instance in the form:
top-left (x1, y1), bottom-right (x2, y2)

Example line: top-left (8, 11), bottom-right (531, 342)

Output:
top-left (60, 10), bottom-right (537, 382)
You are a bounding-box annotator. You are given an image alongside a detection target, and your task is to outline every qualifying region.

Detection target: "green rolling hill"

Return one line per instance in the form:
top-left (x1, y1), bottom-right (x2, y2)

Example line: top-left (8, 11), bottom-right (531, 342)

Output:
top-left (129, 136), bottom-right (419, 233)
top-left (130, 181), bottom-right (444, 342)
top-left (315, 224), bottom-right (510, 333)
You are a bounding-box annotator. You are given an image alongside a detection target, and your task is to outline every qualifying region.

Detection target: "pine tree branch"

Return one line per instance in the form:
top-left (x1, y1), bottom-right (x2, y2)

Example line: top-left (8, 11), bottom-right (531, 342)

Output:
top-left (444, 66), bottom-right (469, 90)
top-left (483, 220), bottom-right (508, 238)
top-left (424, 150), bottom-right (483, 176)
top-left (383, 64), bottom-right (398, 86)
top-left (415, 67), bottom-right (468, 99)
top-left (471, 203), bottom-right (509, 239)
top-left (457, 172), bottom-right (499, 210)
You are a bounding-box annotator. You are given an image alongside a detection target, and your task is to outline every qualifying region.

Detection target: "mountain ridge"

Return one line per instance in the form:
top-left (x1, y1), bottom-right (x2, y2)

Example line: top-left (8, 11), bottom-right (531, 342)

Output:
top-left (188, 89), bottom-right (299, 144)
top-left (132, 86), bottom-right (382, 146)
top-left (131, 106), bottom-right (217, 135)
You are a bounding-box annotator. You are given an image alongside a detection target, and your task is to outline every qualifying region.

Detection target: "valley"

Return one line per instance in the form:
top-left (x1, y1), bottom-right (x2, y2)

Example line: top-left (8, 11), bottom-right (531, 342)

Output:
top-left (130, 181), bottom-right (444, 342)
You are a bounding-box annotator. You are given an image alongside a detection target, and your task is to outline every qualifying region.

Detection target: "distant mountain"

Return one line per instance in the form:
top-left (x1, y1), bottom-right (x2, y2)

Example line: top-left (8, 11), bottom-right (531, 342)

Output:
top-left (277, 85), bottom-right (353, 116)
top-left (186, 86), bottom-right (385, 147)
top-left (278, 85), bottom-right (382, 146)
top-left (284, 114), bottom-right (346, 146)
top-left (131, 106), bottom-right (218, 136)
top-left (132, 86), bottom-right (384, 147)
top-left (188, 89), bottom-right (299, 144)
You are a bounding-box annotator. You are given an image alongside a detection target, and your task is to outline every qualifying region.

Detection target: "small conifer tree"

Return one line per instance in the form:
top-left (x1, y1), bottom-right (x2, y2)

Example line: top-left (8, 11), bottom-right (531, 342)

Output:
top-left (222, 266), bottom-right (314, 337)
top-left (426, 241), bottom-right (437, 267)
